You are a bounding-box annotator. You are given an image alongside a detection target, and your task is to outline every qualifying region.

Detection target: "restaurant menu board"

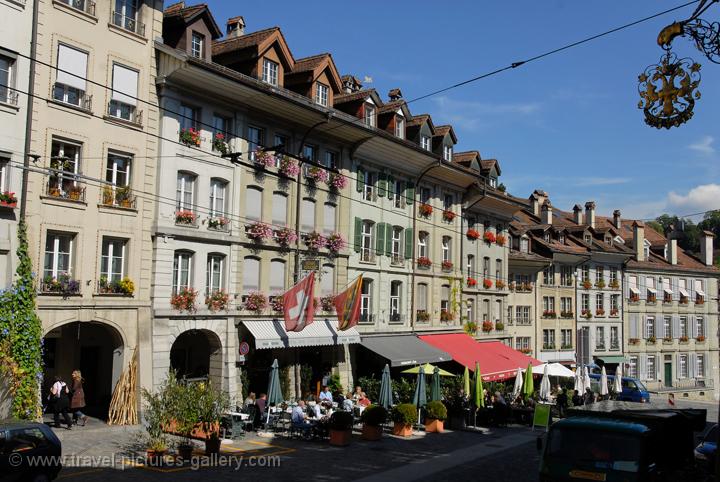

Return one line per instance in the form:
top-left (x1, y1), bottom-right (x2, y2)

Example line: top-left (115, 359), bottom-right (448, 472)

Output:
top-left (533, 403), bottom-right (551, 431)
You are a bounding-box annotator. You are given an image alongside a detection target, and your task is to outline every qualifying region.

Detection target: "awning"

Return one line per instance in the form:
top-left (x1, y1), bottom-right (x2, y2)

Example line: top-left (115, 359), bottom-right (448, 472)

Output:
top-left (647, 287), bottom-right (657, 294)
top-left (696, 289), bottom-right (706, 297)
top-left (419, 334), bottom-right (542, 381)
top-left (679, 288), bottom-right (689, 297)
top-left (244, 320), bottom-right (360, 349)
top-left (595, 355), bottom-right (627, 364)
top-left (361, 335), bottom-right (452, 367)
top-left (663, 288), bottom-right (673, 295)
top-left (629, 287), bottom-right (640, 295)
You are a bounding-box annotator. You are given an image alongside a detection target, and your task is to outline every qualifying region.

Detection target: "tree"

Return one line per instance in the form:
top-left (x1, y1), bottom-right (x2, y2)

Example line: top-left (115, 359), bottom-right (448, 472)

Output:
top-left (699, 211), bottom-right (720, 249)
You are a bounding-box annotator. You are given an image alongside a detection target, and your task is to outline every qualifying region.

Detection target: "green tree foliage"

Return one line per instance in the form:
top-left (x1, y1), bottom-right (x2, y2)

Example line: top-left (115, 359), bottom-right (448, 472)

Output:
top-left (650, 215), bottom-right (701, 253)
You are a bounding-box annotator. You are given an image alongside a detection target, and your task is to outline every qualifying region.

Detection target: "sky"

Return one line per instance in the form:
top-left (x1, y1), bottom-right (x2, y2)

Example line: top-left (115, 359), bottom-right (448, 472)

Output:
top-left (202, 0), bottom-right (720, 222)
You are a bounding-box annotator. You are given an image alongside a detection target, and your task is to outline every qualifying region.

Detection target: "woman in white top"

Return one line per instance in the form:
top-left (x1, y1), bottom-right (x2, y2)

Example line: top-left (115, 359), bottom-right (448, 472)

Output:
top-left (50, 376), bottom-right (73, 429)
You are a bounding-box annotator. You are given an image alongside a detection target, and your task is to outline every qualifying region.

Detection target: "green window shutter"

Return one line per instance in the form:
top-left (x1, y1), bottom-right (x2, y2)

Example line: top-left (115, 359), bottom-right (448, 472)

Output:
top-left (354, 217), bottom-right (362, 252)
top-left (377, 172), bottom-right (387, 198)
top-left (385, 224), bottom-right (393, 256)
top-left (404, 227), bottom-right (414, 259)
top-left (375, 222), bottom-right (385, 255)
top-left (356, 167), bottom-right (365, 193)
top-left (387, 175), bottom-right (395, 199)
top-left (405, 182), bottom-right (415, 205)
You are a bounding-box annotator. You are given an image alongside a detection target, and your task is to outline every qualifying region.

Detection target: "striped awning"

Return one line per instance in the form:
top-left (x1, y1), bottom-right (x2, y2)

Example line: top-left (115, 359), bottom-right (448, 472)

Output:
top-left (243, 319), bottom-right (360, 350)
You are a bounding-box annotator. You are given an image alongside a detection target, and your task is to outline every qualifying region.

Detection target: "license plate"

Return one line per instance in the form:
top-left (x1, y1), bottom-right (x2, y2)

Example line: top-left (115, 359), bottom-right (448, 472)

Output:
top-left (569, 470), bottom-right (606, 481)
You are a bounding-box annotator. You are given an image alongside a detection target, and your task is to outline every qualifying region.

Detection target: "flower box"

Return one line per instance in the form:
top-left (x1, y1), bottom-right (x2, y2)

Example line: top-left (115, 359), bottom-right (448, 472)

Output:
top-left (327, 173), bottom-right (347, 191)
top-left (416, 257), bottom-right (432, 268)
top-left (442, 210), bottom-right (456, 222)
top-left (596, 309), bottom-right (605, 316)
top-left (441, 260), bottom-right (453, 271)
top-left (483, 231), bottom-right (496, 244)
top-left (696, 297), bottom-right (705, 305)
top-left (609, 308), bottom-right (619, 317)
top-left (270, 296), bottom-right (284, 313)
top-left (560, 311), bottom-right (574, 318)
top-left (253, 149), bottom-right (275, 169)
top-left (495, 280), bottom-right (506, 289)
top-left (246, 222), bottom-right (273, 242)
top-left (304, 231), bottom-right (325, 251)
top-left (175, 210), bottom-right (197, 225)
top-left (320, 295), bottom-right (335, 313)
top-left (305, 166), bottom-right (329, 184)
top-left (440, 310), bottom-right (454, 322)
top-left (647, 295), bottom-right (657, 303)
top-left (0, 191), bottom-right (18, 208)
top-left (98, 276), bottom-right (134, 296)
top-left (609, 280), bottom-right (620, 289)
top-left (464, 321), bottom-right (477, 335)
top-left (278, 156), bottom-right (300, 177)
top-left (581, 309), bottom-right (592, 319)
top-left (495, 234), bottom-right (506, 246)
top-left (466, 229), bottom-right (480, 240)
top-left (205, 290), bottom-right (229, 312)
top-left (207, 216), bottom-right (230, 230)
top-left (494, 322), bottom-right (504, 331)
top-left (543, 310), bottom-right (557, 319)
top-left (482, 279), bottom-right (492, 289)
top-left (179, 128), bottom-right (201, 147)
top-left (582, 280), bottom-right (592, 290)
top-left (519, 348), bottom-right (532, 355)
top-left (419, 203), bottom-right (433, 217)
top-left (416, 311), bottom-right (430, 322)
top-left (629, 338), bottom-right (640, 345)
top-left (646, 336), bottom-right (656, 344)
top-left (481, 320), bottom-right (493, 333)
top-left (171, 288), bottom-right (197, 312)
top-left (273, 227), bottom-right (297, 247)
top-left (325, 233), bottom-right (345, 254)
top-left (679, 336), bottom-right (689, 343)
top-left (595, 280), bottom-right (605, 289)
top-left (663, 337), bottom-right (673, 343)
top-left (41, 275), bottom-right (81, 295)
top-left (243, 292), bottom-right (267, 312)
top-left (212, 133), bottom-right (229, 154)
top-left (696, 335), bottom-right (706, 342)
top-left (466, 277), bottom-right (477, 287)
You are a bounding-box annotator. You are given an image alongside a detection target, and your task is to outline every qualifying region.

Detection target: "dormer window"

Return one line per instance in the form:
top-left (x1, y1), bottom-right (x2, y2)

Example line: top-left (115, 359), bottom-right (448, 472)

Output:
top-left (315, 82), bottom-right (329, 107)
top-left (191, 32), bottom-right (204, 58)
top-left (395, 116), bottom-right (404, 139)
top-left (544, 233), bottom-right (551, 243)
top-left (421, 135), bottom-right (431, 151)
top-left (489, 177), bottom-right (497, 188)
top-left (262, 58), bottom-right (279, 86)
top-left (364, 104), bottom-right (375, 127)
top-left (520, 236), bottom-right (529, 253)
top-left (558, 233), bottom-right (565, 244)
top-left (443, 145), bottom-right (453, 161)
top-left (584, 234), bottom-right (592, 244)
top-left (605, 235), bottom-right (613, 246)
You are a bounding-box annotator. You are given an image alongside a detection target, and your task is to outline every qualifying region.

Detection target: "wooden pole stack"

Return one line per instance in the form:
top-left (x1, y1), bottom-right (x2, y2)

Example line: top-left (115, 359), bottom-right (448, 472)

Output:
top-left (107, 348), bottom-right (138, 425)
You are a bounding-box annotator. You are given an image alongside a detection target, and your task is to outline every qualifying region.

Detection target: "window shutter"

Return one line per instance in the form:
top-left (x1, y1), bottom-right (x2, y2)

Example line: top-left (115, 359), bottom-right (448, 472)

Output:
top-left (353, 217), bottom-right (362, 252)
top-left (385, 224), bottom-right (392, 256)
top-left (671, 277), bottom-right (679, 300)
top-left (111, 64), bottom-right (138, 106)
top-left (689, 278), bottom-right (696, 299)
top-left (404, 228), bottom-right (413, 259)
top-left (702, 317), bottom-right (707, 339)
top-left (405, 182), bottom-right (415, 205)
top-left (639, 356), bottom-right (647, 380)
top-left (377, 172), bottom-right (387, 197)
top-left (656, 315), bottom-right (663, 339)
top-left (623, 274), bottom-right (629, 299)
top-left (673, 315), bottom-right (680, 339)
top-left (386, 175), bottom-right (394, 199)
top-left (691, 317), bottom-right (698, 338)
top-left (676, 353), bottom-right (682, 378)
top-left (57, 44), bottom-right (88, 90)
top-left (356, 166), bottom-right (364, 193)
top-left (629, 313), bottom-right (638, 338)
top-left (689, 353), bottom-right (696, 378)
top-left (375, 222), bottom-right (385, 255)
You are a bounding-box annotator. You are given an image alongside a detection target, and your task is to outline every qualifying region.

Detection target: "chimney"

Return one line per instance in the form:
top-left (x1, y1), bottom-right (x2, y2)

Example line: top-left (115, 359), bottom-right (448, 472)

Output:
top-left (529, 190), bottom-right (547, 217)
top-left (226, 16), bottom-right (245, 38)
top-left (573, 204), bottom-right (584, 225)
top-left (633, 220), bottom-right (645, 262)
top-left (585, 201), bottom-right (596, 229)
top-left (701, 230), bottom-right (715, 266)
top-left (667, 239), bottom-right (678, 265)
top-left (541, 201), bottom-right (553, 225)
top-left (341, 75), bottom-right (362, 94)
top-left (388, 88), bottom-right (403, 101)
top-left (613, 209), bottom-right (622, 229)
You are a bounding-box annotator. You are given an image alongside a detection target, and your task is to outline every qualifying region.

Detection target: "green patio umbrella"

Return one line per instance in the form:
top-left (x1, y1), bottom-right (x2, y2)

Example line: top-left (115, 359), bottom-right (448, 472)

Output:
top-left (473, 361), bottom-right (484, 409)
top-left (266, 359), bottom-right (284, 423)
top-left (402, 363), bottom-right (453, 376)
top-left (378, 363), bottom-right (393, 409)
top-left (523, 362), bottom-right (534, 400)
top-left (430, 366), bottom-right (442, 401)
top-left (463, 366), bottom-right (470, 397)
top-left (412, 365), bottom-right (427, 424)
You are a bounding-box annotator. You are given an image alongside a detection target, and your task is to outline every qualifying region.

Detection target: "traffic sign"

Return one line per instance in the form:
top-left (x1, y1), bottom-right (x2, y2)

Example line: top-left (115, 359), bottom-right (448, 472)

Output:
top-left (239, 341), bottom-right (250, 356)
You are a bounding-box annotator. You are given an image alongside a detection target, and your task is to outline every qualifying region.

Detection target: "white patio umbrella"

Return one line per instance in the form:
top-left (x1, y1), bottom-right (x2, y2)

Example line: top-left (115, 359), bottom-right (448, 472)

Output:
top-left (613, 364), bottom-right (623, 394)
top-left (600, 366), bottom-right (609, 397)
top-left (583, 366), bottom-right (591, 392)
top-left (512, 368), bottom-right (523, 399)
top-left (529, 363), bottom-right (575, 377)
top-left (573, 369), bottom-right (582, 393)
top-left (539, 364), bottom-right (551, 401)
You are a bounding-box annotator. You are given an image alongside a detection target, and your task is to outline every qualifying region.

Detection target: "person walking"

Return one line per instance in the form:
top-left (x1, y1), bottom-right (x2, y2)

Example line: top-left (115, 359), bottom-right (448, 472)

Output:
top-left (70, 370), bottom-right (88, 426)
top-left (50, 376), bottom-right (73, 430)
top-left (556, 388), bottom-right (568, 418)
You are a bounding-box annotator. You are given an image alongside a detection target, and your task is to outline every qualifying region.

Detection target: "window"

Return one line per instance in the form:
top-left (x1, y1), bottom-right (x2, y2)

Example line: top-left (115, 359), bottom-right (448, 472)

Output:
top-left (595, 326), bottom-right (605, 350)
top-left (561, 329), bottom-right (572, 348)
top-left (0, 54), bottom-right (16, 105)
top-left (49, 139), bottom-right (81, 198)
top-left (0, 155), bottom-right (8, 192)
top-left (440, 285), bottom-right (450, 313)
top-left (466, 299), bottom-right (474, 323)
top-left (626, 356), bottom-right (637, 378)
top-left (489, 177), bottom-right (497, 188)
top-left (646, 277), bottom-right (656, 300)
top-left (391, 179), bottom-right (404, 208)
top-left (515, 306), bottom-right (531, 325)
top-left (271, 192), bottom-right (287, 225)
top-left (421, 135), bottom-right (431, 151)
top-left (610, 295), bottom-right (619, 313)
top-left (466, 255), bottom-right (475, 278)
top-left (172, 251), bottom-right (193, 293)
top-left (581, 293), bottom-right (590, 312)
top-left (208, 179), bottom-right (227, 218)
top-left (54, 44), bottom-right (87, 107)
top-left (695, 279), bottom-right (705, 303)
top-left (262, 58), bottom-right (278, 85)
top-left (495, 259), bottom-right (502, 283)
top-left (560, 265), bottom-right (572, 286)
top-left (495, 300), bottom-right (502, 322)
top-left (362, 170), bottom-right (374, 201)
top-left (610, 267), bottom-right (618, 285)
top-left (246, 187), bottom-right (263, 221)
top-left (543, 329), bottom-right (556, 349)
top-left (629, 275), bottom-right (639, 299)
top-left (179, 104), bottom-right (199, 132)
top-left (175, 172), bottom-right (195, 212)
top-left (696, 316), bottom-right (705, 338)
top-left (363, 103), bottom-right (375, 127)
top-left (190, 32), bottom-right (204, 58)
top-left (44, 233), bottom-right (74, 280)
top-left (610, 326), bottom-right (619, 349)
top-left (515, 337), bottom-right (530, 351)
top-left (582, 266), bottom-right (590, 283)
top-left (441, 236), bottom-right (451, 263)
top-left (320, 264), bottom-right (334, 295)
top-left (679, 354), bottom-right (688, 379)
top-left (596, 293), bottom-right (604, 312)
top-left (482, 299), bottom-right (490, 321)
top-left (315, 82), bottom-right (329, 107)
top-left (323, 151), bottom-right (337, 170)
top-left (561, 297), bottom-right (572, 313)
top-left (558, 233), bottom-right (565, 244)
top-left (680, 316), bottom-right (689, 338)
top-left (543, 233), bottom-right (550, 243)
top-left (212, 115), bottom-right (230, 151)
top-left (394, 116), bottom-right (404, 138)
top-left (595, 266), bottom-right (604, 283)
top-left (248, 126), bottom-right (264, 160)
top-left (300, 198), bottom-right (315, 231)
top-left (443, 144), bottom-right (452, 161)
top-left (206, 254), bottom-right (224, 293)
top-left (645, 316), bottom-right (655, 339)
top-left (417, 231), bottom-right (428, 258)
top-left (646, 356), bottom-right (656, 381)
top-left (100, 238), bottom-right (126, 283)
top-left (417, 283), bottom-right (428, 313)
top-left (390, 281), bottom-right (402, 320)
top-left (542, 296), bottom-right (555, 313)
top-left (269, 259), bottom-right (285, 293)
top-left (697, 354), bottom-right (705, 378)
top-left (109, 64), bottom-right (138, 121)
top-left (543, 265), bottom-right (555, 285)
top-left (443, 194), bottom-right (453, 211)
top-left (520, 236), bottom-right (529, 253)
top-left (106, 152), bottom-right (131, 190)
top-left (273, 133), bottom-right (290, 158)
top-left (663, 316), bottom-right (672, 339)
top-left (323, 203), bottom-right (336, 235)
top-left (391, 227), bottom-right (403, 263)
top-left (482, 257), bottom-right (490, 279)
top-left (584, 233), bottom-right (592, 244)
top-left (360, 278), bottom-right (373, 321)
top-left (112, 0), bottom-right (140, 33)
top-left (361, 221), bottom-right (374, 262)
top-left (243, 257), bottom-right (260, 292)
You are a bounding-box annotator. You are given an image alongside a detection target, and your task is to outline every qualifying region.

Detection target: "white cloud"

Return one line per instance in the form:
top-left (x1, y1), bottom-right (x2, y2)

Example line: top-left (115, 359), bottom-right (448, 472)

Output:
top-left (431, 96), bottom-right (541, 131)
top-left (575, 177), bottom-right (631, 187)
top-left (688, 136), bottom-right (715, 155)
top-left (667, 184), bottom-right (720, 213)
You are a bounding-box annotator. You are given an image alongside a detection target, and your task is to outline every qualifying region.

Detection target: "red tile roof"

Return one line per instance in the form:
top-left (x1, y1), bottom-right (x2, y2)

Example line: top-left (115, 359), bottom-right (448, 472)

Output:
top-left (334, 88), bottom-right (380, 105)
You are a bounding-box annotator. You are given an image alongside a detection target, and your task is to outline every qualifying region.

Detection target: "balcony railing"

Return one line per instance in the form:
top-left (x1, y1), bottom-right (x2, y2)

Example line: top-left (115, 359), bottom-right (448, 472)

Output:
top-left (0, 89), bottom-right (19, 106)
top-left (207, 216), bottom-right (231, 233)
top-left (58, 0), bottom-right (96, 16)
top-left (108, 101), bottom-right (142, 125)
top-left (388, 313), bottom-right (405, 324)
top-left (511, 317), bottom-right (533, 326)
top-left (52, 83), bottom-right (92, 111)
top-left (110, 10), bottom-right (145, 36)
top-left (45, 181), bottom-right (86, 203)
top-left (40, 276), bottom-right (81, 296)
top-left (100, 186), bottom-right (136, 209)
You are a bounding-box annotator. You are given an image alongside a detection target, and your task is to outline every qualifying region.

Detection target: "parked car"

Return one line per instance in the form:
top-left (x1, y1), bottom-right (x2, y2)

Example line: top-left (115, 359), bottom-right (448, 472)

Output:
top-left (588, 373), bottom-right (651, 403)
top-left (694, 423), bottom-right (718, 470)
top-left (0, 420), bottom-right (62, 482)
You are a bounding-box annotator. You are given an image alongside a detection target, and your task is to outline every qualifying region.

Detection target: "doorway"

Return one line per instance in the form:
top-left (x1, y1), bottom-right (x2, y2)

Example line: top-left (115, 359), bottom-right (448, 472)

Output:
top-left (664, 362), bottom-right (672, 387)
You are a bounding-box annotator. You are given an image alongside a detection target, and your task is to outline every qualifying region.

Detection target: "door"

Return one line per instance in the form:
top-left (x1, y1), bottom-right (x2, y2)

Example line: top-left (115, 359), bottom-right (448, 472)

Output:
top-left (664, 363), bottom-right (672, 388)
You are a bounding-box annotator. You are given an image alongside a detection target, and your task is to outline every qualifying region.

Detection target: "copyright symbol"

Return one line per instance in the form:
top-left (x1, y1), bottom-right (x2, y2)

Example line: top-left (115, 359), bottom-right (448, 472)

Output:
top-left (9, 453), bottom-right (22, 467)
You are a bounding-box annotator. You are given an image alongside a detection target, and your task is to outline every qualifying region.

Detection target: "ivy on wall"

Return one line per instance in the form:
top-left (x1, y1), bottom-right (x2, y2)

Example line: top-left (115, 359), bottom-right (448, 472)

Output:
top-left (0, 220), bottom-right (44, 419)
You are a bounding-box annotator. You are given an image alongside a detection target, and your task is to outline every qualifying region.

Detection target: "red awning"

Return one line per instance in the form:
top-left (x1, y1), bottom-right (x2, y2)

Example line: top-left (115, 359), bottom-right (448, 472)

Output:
top-left (418, 334), bottom-right (542, 381)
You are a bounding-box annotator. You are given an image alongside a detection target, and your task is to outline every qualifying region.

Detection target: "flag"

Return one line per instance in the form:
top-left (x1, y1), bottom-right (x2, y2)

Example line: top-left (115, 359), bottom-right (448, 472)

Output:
top-left (283, 272), bottom-right (316, 332)
top-left (335, 275), bottom-right (363, 331)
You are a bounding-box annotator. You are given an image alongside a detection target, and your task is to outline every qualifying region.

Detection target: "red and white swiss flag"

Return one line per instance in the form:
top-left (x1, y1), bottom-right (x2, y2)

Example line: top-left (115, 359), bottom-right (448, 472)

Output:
top-left (283, 272), bottom-right (316, 332)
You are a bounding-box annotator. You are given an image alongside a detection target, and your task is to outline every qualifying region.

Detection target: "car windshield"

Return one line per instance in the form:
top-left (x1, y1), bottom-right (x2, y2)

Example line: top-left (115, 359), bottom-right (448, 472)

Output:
top-left (548, 427), bottom-right (641, 472)
top-left (706, 426), bottom-right (718, 443)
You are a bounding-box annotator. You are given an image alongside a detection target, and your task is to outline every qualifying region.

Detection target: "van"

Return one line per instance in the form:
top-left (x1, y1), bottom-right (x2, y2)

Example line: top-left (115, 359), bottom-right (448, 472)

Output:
top-left (588, 373), bottom-right (650, 403)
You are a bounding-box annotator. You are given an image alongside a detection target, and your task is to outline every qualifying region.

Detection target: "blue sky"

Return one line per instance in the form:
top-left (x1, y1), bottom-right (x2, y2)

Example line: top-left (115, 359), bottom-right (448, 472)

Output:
top-left (202, 0), bottom-right (720, 221)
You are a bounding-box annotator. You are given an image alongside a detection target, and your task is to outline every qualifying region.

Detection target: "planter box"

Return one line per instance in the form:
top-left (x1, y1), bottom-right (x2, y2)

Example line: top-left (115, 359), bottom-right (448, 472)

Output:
top-left (330, 429), bottom-right (352, 446)
top-left (163, 419), bottom-right (220, 440)
top-left (0, 201), bottom-right (17, 209)
top-left (205, 437), bottom-right (221, 455)
top-left (361, 425), bottom-right (383, 441)
top-left (424, 419), bottom-right (444, 433)
top-left (392, 422), bottom-right (413, 437)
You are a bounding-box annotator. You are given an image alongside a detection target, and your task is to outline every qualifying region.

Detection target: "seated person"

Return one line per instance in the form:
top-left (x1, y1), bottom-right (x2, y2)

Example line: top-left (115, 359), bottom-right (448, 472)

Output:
top-left (356, 392), bottom-right (371, 414)
top-left (256, 393), bottom-right (267, 419)
top-left (319, 386), bottom-right (333, 402)
top-left (342, 393), bottom-right (354, 412)
top-left (353, 386), bottom-right (363, 401)
top-left (292, 400), bottom-right (307, 425)
top-left (307, 401), bottom-right (322, 419)
top-left (243, 392), bottom-right (256, 409)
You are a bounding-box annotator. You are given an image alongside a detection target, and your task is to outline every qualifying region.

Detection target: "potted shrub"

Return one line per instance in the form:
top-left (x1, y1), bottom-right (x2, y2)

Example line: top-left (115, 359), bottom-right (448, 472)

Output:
top-left (278, 156), bottom-right (300, 177)
top-left (418, 203), bottom-right (433, 217)
top-left (115, 186), bottom-right (133, 207)
top-left (463, 321), bottom-right (477, 335)
top-left (327, 173), bottom-right (347, 191)
top-left (141, 387), bottom-right (169, 464)
top-left (329, 410), bottom-right (354, 446)
top-left (170, 288), bottom-right (197, 312)
top-left (441, 260), bottom-right (453, 271)
top-left (205, 289), bottom-right (229, 312)
top-left (466, 228), bottom-right (480, 240)
top-left (212, 133), bottom-right (228, 154)
top-left (303, 231), bottom-right (325, 252)
top-left (273, 227), bottom-right (298, 248)
top-left (467, 277), bottom-right (477, 287)
top-left (361, 405), bottom-right (387, 441)
top-left (391, 403), bottom-right (416, 437)
top-left (495, 321), bottom-right (504, 331)
top-left (325, 232), bottom-right (345, 254)
top-left (424, 400), bottom-right (447, 433)
top-left (196, 382), bottom-right (230, 455)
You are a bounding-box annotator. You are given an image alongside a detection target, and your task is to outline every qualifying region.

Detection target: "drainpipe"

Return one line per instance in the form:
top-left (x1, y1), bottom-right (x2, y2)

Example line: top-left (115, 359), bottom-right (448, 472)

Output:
top-left (20, 0), bottom-right (40, 220)
top-left (410, 159), bottom-right (442, 330)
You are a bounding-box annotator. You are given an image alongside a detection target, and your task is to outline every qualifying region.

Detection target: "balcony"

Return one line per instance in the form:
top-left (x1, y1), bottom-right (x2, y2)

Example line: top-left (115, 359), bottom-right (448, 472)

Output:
top-left (100, 185), bottom-right (136, 210)
top-left (107, 101), bottom-right (142, 126)
top-left (96, 278), bottom-right (134, 296)
top-left (512, 317), bottom-right (533, 326)
top-left (52, 83), bottom-right (92, 112)
top-left (110, 10), bottom-right (145, 36)
top-left (45, 180), bottom-right (86, 203)
top-left (39, 275), bottom-right (81, 296)
top-left (0, 88), bottom-right (19, 107)
top-left (509, 282), bottom-right (533, 293)
top-left (542, 344), bottom-right (556, 350)
top-left (57, 0), bottom-right (95, 16)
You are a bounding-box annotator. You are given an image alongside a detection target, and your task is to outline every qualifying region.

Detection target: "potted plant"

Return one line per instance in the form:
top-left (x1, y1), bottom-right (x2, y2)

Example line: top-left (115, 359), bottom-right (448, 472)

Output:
top-left (482, 279), bottom-right (492, 289)
top-left (278, 156), bottom-right (300, 177)
top-left (303, 231), bottom-right (325, 252)
top-left (629, 338), bottom-right (640, 345)
top-left (582, 279), bottom-right (592, 290)
top-left (195, 382), bottom-right (230, 455)
top-left (175, 210), bottom-right (196, 225)
top-left (646, 336), bottom-right (656, 344)
top-left (442, 210), bottom-right (456, 222)
top-left (305, 166), bottom-right (329, 184)
top-left (212, 133), bottom-right (228, 154)
top-left (101, 185), bottom-right (114, 205)
top-left (495, 321), bottom-right (504, 331)
top-left (595, 279), bottom-right (606, 289)
top-left (495, 234), bottom-right (506, 246)
top-left (361, 405), bottom-right (387, 441)
top-left (273, 227), bottom-right (298, 248)
top-left (416, 257), bottom-right (432, 268)
top-left (424, 400), bottom-right (447, 433)
top-left (440, 310), bottom-right (454, 322)
top-left (329, 410), bottom-right (354, 446)
top-left (325, 232), bottom-right (345, 254)
top-left (697, 335), bottom-right (706, 342)
top-left (483, 231), bottom-right (496, 244)
top-left (207, 216), bottom-right (230, 230)
top-left (466, 228), bottom-right (480, 240)
top-left (179, 127), bottom-right (201, 147)
top-left (463, 321), bottom-right (477, 335)
top-left (243, 291), bottom-right (268, 313)
top-left (205, 289), bottom-right (229, 312)
top-left (496, 280), bottom-right (506, 289)
top-left (118, 277), bottom-right (135, 296)
top-left (467, 277), bottom-right (477, 287)
top-left (418, 203), bottom-right (433, 217)
top-left (246, 221), bottom-right (273, 243)
top-left (327, 173), bottom-right (347, 191)
top-left (680, 335), bottom-right (689, 343)
top-left (115, 185), bottom-right (132, 207)
top-left (609, 279), bottom-right (620, 289)
top-left (141, 386), bottom-right (169, 464)
top-left (441, 260), bottom-right (453, 271)
top-left (416, 310), bottom-right (430, 322)
top-left (391, 403), bottom-right (416, 437)
top-left (170, 288), bottom-right (197, 312)
top-left (481, 320), bottom-right (493, 333)
top-left (253, 149), bottom-right (275, 168)
top-left (0, 191), bottom-right (17, 208)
